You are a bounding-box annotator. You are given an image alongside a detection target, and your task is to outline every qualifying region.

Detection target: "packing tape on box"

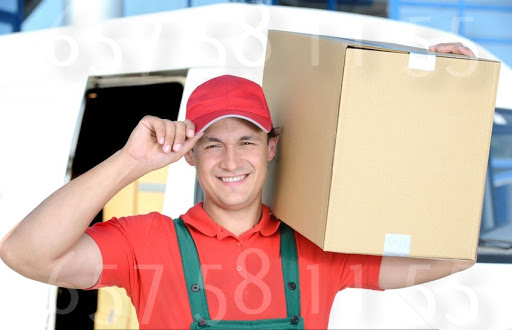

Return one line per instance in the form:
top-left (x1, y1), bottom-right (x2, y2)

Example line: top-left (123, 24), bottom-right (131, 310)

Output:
top-left (408, 52), bottom-right (436, 71)
top-left (383, 233), bottom-right (411, 257)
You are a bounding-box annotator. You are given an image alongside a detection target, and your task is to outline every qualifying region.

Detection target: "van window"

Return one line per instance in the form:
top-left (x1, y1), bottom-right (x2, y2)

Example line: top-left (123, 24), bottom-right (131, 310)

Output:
top-left (478, 108), bottom-right (512, 263)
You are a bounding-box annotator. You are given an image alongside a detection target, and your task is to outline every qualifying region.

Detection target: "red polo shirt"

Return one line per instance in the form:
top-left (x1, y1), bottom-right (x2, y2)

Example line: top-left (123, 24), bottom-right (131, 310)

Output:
top-left (85, 203), bottom-right (382, 329)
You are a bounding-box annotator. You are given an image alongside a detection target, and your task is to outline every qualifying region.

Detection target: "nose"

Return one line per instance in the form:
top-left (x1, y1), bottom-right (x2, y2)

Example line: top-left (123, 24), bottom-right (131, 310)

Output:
top-left (219, 146), bottom-right (242, 172)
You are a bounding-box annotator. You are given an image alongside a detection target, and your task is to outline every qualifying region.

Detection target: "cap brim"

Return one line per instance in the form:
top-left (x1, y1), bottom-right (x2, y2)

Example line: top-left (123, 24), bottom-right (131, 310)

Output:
top-left (194, 110), bottom-right (272, 134)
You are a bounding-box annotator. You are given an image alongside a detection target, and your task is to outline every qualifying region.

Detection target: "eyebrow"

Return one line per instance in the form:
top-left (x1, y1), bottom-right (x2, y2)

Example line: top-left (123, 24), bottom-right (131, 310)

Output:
top-left (201, 137), bottom-right (223, 143)
top-left (201, 135), bottom-right (261, 143)
top-left (239, 135), bottom-right (261, 141)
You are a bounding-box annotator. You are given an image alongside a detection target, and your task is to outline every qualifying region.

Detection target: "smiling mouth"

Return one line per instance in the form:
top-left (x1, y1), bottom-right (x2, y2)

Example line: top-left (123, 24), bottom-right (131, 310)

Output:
top-left (218, 174), bottom-right (249, 183)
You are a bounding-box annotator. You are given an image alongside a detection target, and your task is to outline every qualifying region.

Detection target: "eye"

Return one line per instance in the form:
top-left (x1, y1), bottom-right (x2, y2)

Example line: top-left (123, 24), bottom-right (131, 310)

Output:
top-left (205, 144), bottom-right (219, 149)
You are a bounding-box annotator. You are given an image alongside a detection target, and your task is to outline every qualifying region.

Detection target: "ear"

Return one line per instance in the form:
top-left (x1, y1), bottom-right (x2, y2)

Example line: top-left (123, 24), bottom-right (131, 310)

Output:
top-left (267, 136), bottom-right (279, 161)
top-left (184, 149), bottom-right (195, 166)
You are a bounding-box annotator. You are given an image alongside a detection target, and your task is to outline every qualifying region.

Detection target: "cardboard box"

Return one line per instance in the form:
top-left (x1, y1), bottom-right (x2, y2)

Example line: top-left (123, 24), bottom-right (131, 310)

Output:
top-left (262, 30), bottom-right (500, 260)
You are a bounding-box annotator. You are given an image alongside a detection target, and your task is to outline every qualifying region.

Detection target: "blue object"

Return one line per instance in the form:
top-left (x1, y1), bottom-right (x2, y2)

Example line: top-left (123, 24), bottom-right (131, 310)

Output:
top-left (389, 0), bottom-right (512, 67)
top-left (0, 0), bottom-right (23, 32)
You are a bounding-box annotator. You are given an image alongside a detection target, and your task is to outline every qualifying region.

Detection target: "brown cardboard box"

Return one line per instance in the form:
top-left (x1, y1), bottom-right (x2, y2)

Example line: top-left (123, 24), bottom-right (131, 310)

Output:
top-left (262, 30), bottom-right (500, 261)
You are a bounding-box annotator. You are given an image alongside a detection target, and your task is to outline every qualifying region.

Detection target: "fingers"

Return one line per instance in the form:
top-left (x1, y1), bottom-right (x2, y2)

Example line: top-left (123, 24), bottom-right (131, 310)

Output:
top-left (429, 42), bottom-right (462, 53)
top-left (429, 43), bottom-right (475, 57)
top-left (184, 119), bottom-right (196, 139)
top-left (142, 116), bottom-right (198, 154)
top-left (166, 120), bottom-right (198, 153)
top-left (142, 115), bottom-right (167, 147)
top-left (456, 45), bottom-right (475, 57)
top-left (180, 131), bottom-right (204, 155)
top-left (171, 121), bottom-right (186, 152)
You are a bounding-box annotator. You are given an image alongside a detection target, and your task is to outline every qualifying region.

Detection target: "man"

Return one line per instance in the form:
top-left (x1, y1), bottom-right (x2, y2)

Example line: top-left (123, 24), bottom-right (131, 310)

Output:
top-left (1, 43), bottom-right (476, 329)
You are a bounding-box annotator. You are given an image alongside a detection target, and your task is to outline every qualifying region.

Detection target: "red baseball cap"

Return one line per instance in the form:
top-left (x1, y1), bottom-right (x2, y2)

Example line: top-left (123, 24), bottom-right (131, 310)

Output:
top-left (186, 75), bottom-right (273, 133)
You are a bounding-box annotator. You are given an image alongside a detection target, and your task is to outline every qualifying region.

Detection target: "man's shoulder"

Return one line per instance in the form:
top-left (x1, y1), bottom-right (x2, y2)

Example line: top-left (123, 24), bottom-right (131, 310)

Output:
top-left (89, 212), bottom-right (176, 235)
top-left (103, 211), bottom-right (173, 223)
top-left (87, 212), bottom-right (179, 252)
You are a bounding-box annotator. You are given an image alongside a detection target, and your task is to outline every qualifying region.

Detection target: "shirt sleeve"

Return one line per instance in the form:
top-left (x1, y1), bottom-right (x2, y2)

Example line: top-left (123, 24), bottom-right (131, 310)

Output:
top-left (84, 213), bottom-right (155, 291)
top-left (338, 253), bottom-right (383, 291)
top-left (295, 231), bottom-right (384, 292)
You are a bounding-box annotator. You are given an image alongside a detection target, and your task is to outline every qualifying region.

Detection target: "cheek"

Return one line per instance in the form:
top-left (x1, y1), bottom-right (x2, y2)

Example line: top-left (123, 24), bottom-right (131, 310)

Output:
top-left (250, 152), bottom-right (270, 171)
top-left (192, 156), bottom-right (207, 173)
top-left (194, 156), bottom-right (219, 177)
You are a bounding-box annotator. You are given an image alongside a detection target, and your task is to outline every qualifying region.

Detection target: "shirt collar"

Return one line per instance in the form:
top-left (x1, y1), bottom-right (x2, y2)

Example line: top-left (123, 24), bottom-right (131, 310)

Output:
top-left (180, 202), bottom-right (281, 239)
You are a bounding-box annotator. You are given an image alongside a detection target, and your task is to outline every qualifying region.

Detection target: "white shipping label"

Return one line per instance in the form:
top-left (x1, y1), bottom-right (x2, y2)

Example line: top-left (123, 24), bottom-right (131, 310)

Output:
top-left (383, 233), bottom-right (412, 257)
top-left (408, 52), bottom-right (436, 71)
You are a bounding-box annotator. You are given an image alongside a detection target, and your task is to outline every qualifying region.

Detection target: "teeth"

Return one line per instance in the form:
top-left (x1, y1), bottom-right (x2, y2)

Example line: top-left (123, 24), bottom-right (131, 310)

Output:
top-left (220, 175), bottom-right (246, 183)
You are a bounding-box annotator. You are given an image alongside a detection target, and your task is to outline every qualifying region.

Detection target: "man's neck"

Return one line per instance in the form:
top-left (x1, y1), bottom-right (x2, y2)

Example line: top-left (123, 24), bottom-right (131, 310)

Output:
top-left (202, 200), bottom-right (262, 237)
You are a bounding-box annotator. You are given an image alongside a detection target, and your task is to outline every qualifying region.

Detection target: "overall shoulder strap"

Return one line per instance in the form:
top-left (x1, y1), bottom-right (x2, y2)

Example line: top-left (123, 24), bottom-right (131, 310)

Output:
top-left (173, 218), bottom-right (211, 322)
top-left (280, 222), bottom-right (301, 317)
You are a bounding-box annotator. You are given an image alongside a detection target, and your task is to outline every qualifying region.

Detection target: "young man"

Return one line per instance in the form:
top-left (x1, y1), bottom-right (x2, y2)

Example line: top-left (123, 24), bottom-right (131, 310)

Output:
top-left (1, 44), bottom-right (476, 329)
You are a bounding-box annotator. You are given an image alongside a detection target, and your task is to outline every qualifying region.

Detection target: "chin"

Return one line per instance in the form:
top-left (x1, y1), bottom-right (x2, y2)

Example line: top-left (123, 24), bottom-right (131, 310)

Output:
top-left (218, 197), bottom-right (259, 210)
top-left (221, 200), bottom-right (252, 210)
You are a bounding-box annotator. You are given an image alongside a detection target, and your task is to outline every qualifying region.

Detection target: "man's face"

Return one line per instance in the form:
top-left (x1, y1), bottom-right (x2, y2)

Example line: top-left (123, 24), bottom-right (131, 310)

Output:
top-left (185, 118), bottom-right (278, 211)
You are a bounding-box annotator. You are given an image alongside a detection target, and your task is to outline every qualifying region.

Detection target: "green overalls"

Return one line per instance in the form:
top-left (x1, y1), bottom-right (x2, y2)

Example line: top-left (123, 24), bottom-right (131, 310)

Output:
top-left (174, 218), bottom-right (305, 329)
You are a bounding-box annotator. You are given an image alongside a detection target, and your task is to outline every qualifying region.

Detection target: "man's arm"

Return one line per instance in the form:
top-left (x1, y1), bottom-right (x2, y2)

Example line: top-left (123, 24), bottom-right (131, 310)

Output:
top-left (0, 116), bottom-right (202, 289)
top-left (379, 256), bottom-right (475, 289)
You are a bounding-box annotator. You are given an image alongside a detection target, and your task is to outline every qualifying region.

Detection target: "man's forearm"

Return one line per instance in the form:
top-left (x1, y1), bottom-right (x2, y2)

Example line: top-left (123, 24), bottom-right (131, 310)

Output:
top-left (379, 256), bottom-right (475, 290)
top-left (0, 149), bottom-right (144, 268)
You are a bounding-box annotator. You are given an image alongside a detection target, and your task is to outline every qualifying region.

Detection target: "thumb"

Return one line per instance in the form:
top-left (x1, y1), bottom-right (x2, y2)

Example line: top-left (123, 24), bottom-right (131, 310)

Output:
top-left (178, 131), bottom-right (204, 156)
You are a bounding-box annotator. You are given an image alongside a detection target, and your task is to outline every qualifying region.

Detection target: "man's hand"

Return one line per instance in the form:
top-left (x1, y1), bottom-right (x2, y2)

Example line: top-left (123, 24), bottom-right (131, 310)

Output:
top-left (123, 116), bottom-right (203, 174)
top-left (429, 42), bottom-right (475, 57)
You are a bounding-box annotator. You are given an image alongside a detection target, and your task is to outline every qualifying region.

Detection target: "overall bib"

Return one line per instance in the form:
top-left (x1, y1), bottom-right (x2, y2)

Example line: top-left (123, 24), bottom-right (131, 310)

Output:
top-left (174, 218), bottom-right (305, 329)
